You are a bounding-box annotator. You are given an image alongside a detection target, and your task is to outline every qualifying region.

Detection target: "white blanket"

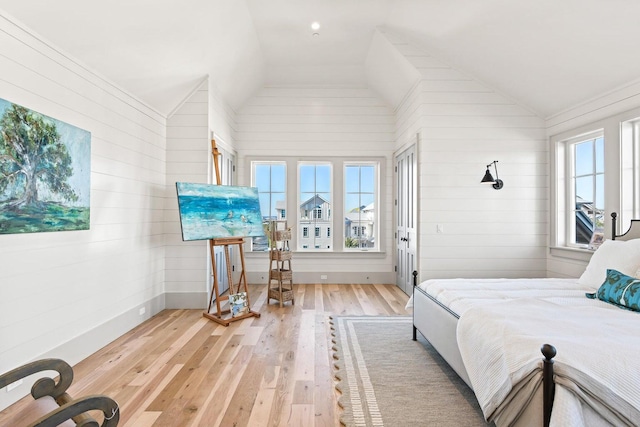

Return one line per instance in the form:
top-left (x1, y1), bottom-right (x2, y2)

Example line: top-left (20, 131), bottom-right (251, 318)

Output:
top-left (457, 298), bottom-right (640, 426)
top-left (406, 277), bottom-right (596, 315)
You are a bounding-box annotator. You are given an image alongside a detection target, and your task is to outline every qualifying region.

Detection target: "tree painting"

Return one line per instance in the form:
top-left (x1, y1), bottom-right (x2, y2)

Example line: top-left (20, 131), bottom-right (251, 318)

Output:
top-left (0, 99), bottom-right (90, 234)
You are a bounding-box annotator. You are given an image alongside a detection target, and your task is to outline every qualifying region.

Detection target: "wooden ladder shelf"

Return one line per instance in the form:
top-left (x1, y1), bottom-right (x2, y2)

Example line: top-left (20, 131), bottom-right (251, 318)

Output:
top-left (267, 220), bottom-right (295, 306)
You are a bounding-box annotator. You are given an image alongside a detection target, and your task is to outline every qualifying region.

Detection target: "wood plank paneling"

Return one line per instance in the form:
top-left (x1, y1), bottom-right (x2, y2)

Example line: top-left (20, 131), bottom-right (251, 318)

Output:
top-left (235, 86), bottom-right (396, 281)
top-left (385, 32), bottom-right (548, 280)
top-left (163, 82), bottom-right (212, 305)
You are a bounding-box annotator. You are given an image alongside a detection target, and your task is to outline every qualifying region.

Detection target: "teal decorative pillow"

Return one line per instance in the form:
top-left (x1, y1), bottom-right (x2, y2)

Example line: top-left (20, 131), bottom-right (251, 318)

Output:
top-left (586, 269), bottom-right (640, 311)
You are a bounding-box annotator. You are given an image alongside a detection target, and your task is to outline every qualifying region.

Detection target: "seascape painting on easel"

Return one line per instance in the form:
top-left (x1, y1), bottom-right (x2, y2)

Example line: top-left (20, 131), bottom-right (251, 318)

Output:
top-left (175, 182), bottom-right (264, 241)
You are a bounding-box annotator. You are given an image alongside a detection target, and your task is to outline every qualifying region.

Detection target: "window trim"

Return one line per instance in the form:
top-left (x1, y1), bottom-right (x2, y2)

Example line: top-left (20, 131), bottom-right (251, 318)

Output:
top-left (245, 155), bottom-right (385, 254)
top-left (298, 160), bottom-right (333, 251)
top-left (250, 160), bottom-right (287, 252)
top-left (343, 161), bottom-right (379, 251)
top-left (564, 131), bottom-right (605, 248)
top-left (550, 106), bottom-right (640, 255)
top-left (621, 117), bottom-right (640, 231)
top-left (552, 125), bottom-right (606, 251)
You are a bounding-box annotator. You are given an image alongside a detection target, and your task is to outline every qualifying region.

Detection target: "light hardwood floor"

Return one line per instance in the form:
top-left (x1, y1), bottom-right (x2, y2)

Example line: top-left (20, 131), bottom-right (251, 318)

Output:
top-left (1, 283), bottom-right (410, 426)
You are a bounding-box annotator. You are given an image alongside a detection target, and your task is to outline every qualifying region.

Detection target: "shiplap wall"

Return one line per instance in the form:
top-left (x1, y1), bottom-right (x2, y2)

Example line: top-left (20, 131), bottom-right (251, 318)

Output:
top-left (389, 34), bottom-right (549, 279)
top-left (164, 81), bottom-right (210, 308)
top-left (164, 79), bottom-right (238, 308)
top-left (235, 86), bottom-right (396, 284)
top-left (209, 81), bottom-right (237, 149)
top-left (0, 13), bottom-right (166, 408)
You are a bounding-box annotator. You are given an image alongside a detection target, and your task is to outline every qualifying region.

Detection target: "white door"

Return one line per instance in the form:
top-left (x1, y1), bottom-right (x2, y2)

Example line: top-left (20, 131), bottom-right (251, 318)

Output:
top-left (395, 141), bottom-right (418, 295)
top-left (208, 139), bottom-right (236, 298)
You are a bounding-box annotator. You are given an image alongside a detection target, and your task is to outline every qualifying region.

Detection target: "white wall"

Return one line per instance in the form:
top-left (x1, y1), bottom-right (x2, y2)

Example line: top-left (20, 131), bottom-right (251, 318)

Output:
top-left (208, 80), bottom-right (238, 149)
top-left (163, 78), bottom-right (239, 308)
top-left (388, 33), bottom-right (549, 280)
top-left (164, 80), bottom-right (210, 308)
top-left (235, 86), bottom-right (396, 284)
top-left (0, 13), bottom-right (166, 408)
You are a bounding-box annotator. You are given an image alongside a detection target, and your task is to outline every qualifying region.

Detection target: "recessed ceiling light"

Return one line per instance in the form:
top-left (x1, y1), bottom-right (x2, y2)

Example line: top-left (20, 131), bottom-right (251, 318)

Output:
top-left (311, 22), bottom-right (320, 31)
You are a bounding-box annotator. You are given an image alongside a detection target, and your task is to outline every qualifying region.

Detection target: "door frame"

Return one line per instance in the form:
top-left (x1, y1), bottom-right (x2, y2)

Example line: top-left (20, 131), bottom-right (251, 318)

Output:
top-left (394, 134), bottom-right (419, 294)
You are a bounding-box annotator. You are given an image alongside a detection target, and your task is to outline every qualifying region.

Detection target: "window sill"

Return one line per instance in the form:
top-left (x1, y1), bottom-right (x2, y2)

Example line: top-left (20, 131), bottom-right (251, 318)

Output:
top-left (549, 246), bottom-right (594, 262)
top-left (246, 250), bottom-right (386, 259)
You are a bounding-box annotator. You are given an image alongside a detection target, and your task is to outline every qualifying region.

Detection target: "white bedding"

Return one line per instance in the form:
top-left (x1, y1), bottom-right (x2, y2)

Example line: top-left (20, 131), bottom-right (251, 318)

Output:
top-left (457, 297), bottom-right (640, 426)
top-left (406, 277), bottom-right (597, 315)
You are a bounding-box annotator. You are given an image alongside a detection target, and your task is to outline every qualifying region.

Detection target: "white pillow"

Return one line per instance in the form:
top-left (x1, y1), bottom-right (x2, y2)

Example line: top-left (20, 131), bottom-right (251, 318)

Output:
top-left (578, 239), bottom-right (640, 286)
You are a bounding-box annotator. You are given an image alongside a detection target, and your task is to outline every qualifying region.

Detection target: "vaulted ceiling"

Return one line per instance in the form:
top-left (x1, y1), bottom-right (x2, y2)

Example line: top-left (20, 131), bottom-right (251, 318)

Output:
top-left (1, 0), bottom-right (639, 118)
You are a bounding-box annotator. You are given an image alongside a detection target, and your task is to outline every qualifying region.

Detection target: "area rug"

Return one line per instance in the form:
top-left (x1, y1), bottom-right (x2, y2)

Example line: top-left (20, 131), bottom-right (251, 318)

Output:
top-left (330, 315), bottom-right (489, 427)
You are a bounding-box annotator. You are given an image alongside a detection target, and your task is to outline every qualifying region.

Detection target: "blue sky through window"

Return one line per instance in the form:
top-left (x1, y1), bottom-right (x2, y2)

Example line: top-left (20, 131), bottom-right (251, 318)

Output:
top-left (345, 165), bottom-right (374, 212)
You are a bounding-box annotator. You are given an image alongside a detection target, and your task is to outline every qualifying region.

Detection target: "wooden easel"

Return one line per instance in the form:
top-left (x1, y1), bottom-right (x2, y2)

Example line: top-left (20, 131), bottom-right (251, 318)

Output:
top-left (204, 139), bottom-right (260, 326)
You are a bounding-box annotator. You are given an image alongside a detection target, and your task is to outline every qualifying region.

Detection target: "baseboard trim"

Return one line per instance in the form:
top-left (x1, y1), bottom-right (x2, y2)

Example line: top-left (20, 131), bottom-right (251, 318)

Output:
top-left (0, 293), bottom-right (166, 410)
top-left (245, 271), bottom-right (395, 285)
top-left (165, 291), bottom-right (208, 309)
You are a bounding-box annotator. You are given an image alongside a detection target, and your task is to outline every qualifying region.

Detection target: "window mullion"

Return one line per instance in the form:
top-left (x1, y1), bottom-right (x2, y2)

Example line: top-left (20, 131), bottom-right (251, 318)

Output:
top-left (635, 123), bottom-right (640, 219)
top-left (592, 140), bottom-right (597, 228)
top-left (567, 142), bottom-right (575, 246)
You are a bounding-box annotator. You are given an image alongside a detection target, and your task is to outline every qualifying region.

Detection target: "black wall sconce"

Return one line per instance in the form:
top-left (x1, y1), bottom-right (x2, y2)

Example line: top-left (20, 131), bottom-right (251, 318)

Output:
top-left (481, 160), bottom-right (504, 190)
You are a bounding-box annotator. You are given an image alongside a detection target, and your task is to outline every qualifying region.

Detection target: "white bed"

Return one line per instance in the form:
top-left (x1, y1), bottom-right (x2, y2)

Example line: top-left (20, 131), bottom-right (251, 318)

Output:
top-left (411, 214), bottom-right (640, 426)
top-left (410, 277), bottom-right (597, 388)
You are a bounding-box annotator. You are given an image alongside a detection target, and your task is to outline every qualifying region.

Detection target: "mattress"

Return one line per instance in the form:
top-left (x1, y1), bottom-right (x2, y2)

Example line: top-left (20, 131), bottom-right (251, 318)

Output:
top-left (408, 277), bottom-right (598, 316)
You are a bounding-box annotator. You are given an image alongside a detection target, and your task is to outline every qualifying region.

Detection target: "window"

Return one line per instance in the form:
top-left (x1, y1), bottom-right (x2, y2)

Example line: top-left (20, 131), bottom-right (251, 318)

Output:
top-left (251, 162), bottom-right (286, 251)
top-left (350, 226), bottom-right (367, 236)
top-left (571, 136), bottom-right (605, 245)
top-left (344, 163), bottom-right (377, 250)
top-left (299, 162), bottom-right (332, 251)
top-left (248, 157), bottom-right (382, 253)
top-left (553, 107), bottom-right (640, 254)
top-left (621, 117), bottom-right (640, 231)
top-left (556, 132), bottom-right (604, 248)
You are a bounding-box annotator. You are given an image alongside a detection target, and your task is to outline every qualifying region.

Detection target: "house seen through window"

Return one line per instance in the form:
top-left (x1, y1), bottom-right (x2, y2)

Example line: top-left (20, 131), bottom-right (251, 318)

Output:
top-left (344, 164), bottom-right (376, 250)
top-left (299, 162), bottom-right (332, 250)
top-left (571, 135), bottom-right (605, 246)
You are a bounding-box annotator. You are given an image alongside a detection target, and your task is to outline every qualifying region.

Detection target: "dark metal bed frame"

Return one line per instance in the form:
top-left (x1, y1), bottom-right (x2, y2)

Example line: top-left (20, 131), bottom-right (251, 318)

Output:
top-left (412, 212), bottom-right (633, 427)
